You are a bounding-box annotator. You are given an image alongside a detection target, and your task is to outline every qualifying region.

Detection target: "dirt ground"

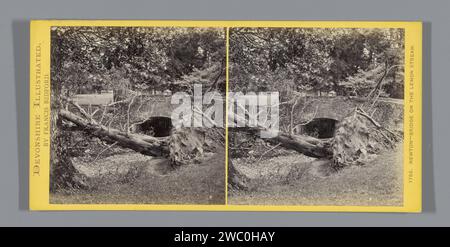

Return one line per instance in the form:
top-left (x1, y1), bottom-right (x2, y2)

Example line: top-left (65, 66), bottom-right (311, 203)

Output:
top-left (50, 149), bottom-right (226, 205)
top-left (229, 142), bottom-right (403, 206)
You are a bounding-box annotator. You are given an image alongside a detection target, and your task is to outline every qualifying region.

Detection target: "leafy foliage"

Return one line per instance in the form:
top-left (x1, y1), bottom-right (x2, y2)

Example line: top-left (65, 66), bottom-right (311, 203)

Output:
top-left (51, 26), bottom-right (226, 94)
top-left (229, 27), bottom-right (404, 99)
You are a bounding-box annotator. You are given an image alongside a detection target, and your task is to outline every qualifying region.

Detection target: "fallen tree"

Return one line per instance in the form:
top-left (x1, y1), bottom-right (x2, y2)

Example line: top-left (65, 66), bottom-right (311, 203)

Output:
top-left (58, 100), bottom-right (399, 191)
top-left (236, 126), bottom-right (332, 159)
top-left (60, 109), bottom-right (169, 157)
top-left (228, 106), bottom-right (401, 189)
top-left (60, 108), bottom-right (207, 169)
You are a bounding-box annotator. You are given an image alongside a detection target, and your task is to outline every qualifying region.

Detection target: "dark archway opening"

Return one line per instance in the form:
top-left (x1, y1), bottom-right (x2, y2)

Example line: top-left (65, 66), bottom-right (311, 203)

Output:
top-left (131, 116), bottom-right (173, 137)
top-left (302, 118), bottom-right (339, 139)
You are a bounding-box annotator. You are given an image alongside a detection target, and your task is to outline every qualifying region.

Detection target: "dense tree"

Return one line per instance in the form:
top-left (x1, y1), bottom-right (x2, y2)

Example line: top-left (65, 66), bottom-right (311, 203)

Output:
top-left (52, 27), bottom-right (225, 94)
top-left (50, 27), bottom-right (226, 190)
top-left (229, 27), bottom-right (404, 98)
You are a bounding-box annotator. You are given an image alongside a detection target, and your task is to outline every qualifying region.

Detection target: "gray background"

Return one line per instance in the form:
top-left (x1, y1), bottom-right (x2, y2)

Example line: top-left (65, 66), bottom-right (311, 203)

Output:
top-left (0, 0), bottom-right (446, 226)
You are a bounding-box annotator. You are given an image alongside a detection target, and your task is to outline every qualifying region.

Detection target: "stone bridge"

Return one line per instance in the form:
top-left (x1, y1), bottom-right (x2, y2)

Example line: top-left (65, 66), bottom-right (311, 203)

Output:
top-left (135, 95), bottom-right (404, 137)
top-left (138, 95), bottom-right (174, 118)
top-left (289, 96), bottom-right (404, 137)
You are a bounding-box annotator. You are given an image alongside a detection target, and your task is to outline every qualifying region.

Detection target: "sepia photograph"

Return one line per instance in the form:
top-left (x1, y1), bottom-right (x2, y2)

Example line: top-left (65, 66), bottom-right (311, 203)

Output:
top-left (228, 27), bottom-right (405, 206)
top-left (28, 20), bottom-right (421, 212)
top-left (49, 26), bottom-right (226, 205)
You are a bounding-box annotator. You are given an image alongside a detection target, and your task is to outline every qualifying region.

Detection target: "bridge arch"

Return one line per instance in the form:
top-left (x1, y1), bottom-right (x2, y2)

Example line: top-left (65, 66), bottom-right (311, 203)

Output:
top-left (130, 116), bottom-right (173, 137)
top-left (301, 117), bottom-right (339, 139)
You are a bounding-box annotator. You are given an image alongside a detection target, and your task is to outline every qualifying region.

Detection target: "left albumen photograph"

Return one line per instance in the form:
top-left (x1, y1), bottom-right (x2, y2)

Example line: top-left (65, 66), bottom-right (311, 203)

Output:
top-left (50, 26), bottom-right (226, 205)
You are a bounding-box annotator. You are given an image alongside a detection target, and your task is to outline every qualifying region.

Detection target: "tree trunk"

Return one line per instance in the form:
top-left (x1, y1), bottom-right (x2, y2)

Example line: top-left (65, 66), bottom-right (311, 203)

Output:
top-left (59, 109), bottom-right (170, 157)
top-left (50, 108), bottom-right (88, 191)
top-left (50, 87), bottom-right (88, 191)
top-left (227, 127), bottom-right (332, 190)
top-left (266, 133), bottom-right (332, 158)
top-left (237, 127), bottom-right (332, 158)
